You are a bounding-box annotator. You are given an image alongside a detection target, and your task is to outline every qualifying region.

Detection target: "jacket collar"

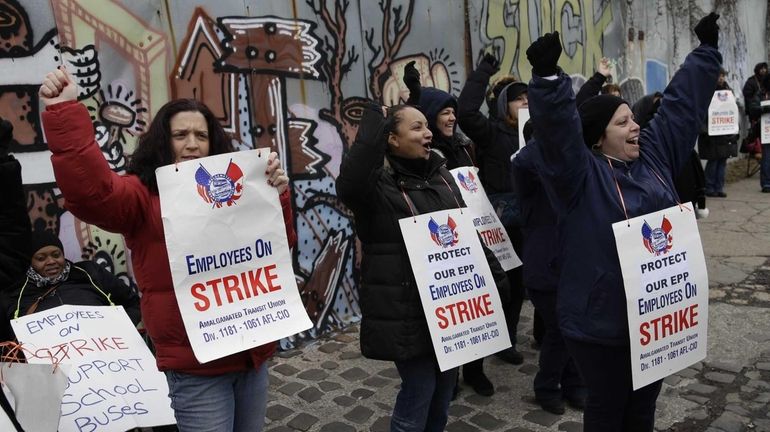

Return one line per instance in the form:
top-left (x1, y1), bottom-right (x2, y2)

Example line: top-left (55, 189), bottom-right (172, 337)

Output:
top-left (384, 152), bottom-right (446, 180)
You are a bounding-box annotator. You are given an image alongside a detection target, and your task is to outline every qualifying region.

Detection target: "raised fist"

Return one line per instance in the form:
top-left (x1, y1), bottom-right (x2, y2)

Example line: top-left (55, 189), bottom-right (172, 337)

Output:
top-left (694, 12), bottom-right (719, 49)
top-left (526, 32), bottom-right (562, 77)
top-left (38, 66), bottom-right (78, 107)
top-left (477, 52), bottom-right (500, 75)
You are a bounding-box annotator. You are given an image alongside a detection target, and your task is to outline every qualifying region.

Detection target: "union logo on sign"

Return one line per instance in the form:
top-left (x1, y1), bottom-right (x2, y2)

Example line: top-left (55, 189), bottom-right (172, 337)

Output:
top-left (194, 159), bottom-right (244, 208)
top-left (641, 216), bottom-right (673, 255)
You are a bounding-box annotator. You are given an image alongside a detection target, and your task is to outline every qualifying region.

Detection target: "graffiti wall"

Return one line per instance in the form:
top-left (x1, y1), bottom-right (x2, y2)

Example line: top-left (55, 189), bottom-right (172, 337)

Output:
top-left (2, 0), bottom-right (768, 343)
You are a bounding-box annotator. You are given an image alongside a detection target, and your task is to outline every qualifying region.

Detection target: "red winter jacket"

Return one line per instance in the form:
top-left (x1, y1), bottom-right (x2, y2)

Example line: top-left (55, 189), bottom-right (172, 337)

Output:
top-left (42, 101), bottom-right (297, 375)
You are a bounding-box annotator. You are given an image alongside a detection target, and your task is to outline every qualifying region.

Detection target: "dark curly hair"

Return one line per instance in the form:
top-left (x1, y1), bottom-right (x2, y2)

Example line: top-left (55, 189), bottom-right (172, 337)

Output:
top-left (127, 99), bottom-right (233, 193)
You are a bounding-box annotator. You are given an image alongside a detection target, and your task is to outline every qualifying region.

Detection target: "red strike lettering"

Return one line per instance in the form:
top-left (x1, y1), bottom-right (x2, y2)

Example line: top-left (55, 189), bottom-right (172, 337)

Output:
top-left (479, 228), bottom-right (506, 246)
top-left (639, 304), bottom-right (699, 346)
top-left (435, 294), bottom-right (493, 330)
top-left (191, 264), bottom-right (282, 312)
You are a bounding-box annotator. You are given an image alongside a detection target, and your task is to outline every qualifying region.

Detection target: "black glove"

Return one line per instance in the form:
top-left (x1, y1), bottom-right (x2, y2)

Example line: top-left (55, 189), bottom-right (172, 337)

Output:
top-left (526, 31), bottom-right (562, 77)
top-left (403, 61), bottom-right (421, 105)
top-left (477, 52), bottom-right (500, 75)
top-left (0, 119), bottom-right (13, 159)
top-left (694, 12), bottom-right (719, 48)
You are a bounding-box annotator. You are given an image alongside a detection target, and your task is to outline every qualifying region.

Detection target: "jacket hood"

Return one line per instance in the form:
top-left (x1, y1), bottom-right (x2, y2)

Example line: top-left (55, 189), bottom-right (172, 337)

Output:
top-left (418, 87), bottom-right (457, 138)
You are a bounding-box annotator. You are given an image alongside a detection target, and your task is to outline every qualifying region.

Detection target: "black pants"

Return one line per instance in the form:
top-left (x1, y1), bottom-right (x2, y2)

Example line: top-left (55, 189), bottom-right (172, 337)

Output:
top-left (529, 290), bottom-right (583, 402)
top-left (565, 339), bottom-right (662, 432)
top-left (503, 226), bottom-right (524, 345)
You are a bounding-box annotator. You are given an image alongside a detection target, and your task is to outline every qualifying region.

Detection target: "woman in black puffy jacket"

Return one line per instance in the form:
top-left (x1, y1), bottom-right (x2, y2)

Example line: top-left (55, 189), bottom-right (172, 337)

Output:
top-left (336, 103), bottom-right (508, 432)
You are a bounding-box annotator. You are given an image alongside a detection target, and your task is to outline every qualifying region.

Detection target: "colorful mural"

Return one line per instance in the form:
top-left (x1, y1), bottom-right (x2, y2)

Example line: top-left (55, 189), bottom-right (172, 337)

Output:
top-left (2, 0), bottom-right (768, 344)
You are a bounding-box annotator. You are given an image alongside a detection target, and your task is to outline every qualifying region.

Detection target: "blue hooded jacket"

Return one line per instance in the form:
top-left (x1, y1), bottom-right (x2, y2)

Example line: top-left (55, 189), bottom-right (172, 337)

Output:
top-left (526, 45), bottom-right (721, 345)
top-left (512, 144), bottom-right (560, 292)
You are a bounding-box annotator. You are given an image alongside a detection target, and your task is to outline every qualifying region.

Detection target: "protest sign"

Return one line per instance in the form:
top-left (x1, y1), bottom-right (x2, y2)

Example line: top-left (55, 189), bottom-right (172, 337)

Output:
top-left (156, 149), bottom-right (311, 363)
top-left (612, 205), bottom-right (709, 390)
top-left (707, 90), bottom-right (739, 136)
top-left (761, 101), bottom-right (770, 144)
top-left (1, 362), bottom-right (70, 432)
top-left (518, 108), bottom-right (530, 146)
top-left (12, 305), bottom-right (175, 431)
top-left (400, 209), bottom-right (511, 371)
top-left (449, 167), bottom-right (522, 271)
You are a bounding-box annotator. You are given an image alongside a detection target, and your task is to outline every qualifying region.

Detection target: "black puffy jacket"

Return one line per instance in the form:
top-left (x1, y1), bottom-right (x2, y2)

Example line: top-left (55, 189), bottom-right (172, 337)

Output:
top-left (336, 108), bottom-right (508, 361)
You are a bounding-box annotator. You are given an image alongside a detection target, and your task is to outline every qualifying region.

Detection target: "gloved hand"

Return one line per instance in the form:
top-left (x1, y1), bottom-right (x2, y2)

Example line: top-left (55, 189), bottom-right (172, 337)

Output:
top-left (526, 31), bottom-right (562, 77)
top-left (694, 12), bottom-right (719, 49)
top-left (403, 61), bottom-right (421, 105)
top-left (477, 52), bottom-right (500, 75)
top-left (0, 119), bottom-right (13, 159)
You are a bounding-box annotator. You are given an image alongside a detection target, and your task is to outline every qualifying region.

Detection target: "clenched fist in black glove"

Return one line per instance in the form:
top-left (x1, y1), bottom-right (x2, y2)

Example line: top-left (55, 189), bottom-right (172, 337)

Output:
top-left (477, 52), bottom-right (500, 75)
top-left (403, 61), bottom-right (421, 105)
top-left (526, 31), bottom-right (562, 77)
top-left (694, 12), bottom-right (719, 49)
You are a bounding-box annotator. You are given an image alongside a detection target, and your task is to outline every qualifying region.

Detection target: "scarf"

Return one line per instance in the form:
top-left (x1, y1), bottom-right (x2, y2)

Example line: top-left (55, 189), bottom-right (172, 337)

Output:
top-left (26, 261), bottom-right (71, 288)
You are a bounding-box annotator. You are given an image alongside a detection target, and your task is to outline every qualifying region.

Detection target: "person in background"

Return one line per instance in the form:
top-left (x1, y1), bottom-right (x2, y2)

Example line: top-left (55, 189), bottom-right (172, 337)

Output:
top-left (512, 122), bottom-right (585, 415)
top-left (457, 53), bottom-right (527, 366)
top-left (576, 57), bottom-right (615, 107)
top-left (524, 12), bottom-right (721, 430)
top-left (39, 66), bottom-right (295, 432)
top-left (336, 102), bottom-right (508, 432)
top-left (698, 68), bottom-right (739, 198)
top-left (4, 231), bottom-right (142, 325)
top-left (632, 92), bottom-right (709, 217)
top-left (601, 83), bottom-right (622, 97)
top-left (743, 62), bottom-right (770, 192)
top-left (403, 62), bottom-right (499, 397)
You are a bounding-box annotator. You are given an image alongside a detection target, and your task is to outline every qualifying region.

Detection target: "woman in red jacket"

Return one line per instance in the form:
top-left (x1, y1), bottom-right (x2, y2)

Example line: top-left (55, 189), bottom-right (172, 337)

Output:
top-left (39, 66), bottom-right (296, 432)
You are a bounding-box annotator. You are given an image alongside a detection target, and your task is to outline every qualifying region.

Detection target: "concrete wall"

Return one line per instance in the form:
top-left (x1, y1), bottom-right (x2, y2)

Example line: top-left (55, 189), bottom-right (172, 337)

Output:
top-left (1, 0), bottom-right (767, 344)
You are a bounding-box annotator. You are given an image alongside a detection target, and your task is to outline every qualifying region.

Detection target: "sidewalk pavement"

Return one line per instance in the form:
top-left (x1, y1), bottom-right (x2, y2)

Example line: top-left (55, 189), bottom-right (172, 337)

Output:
top-left (264, 174), bottom-right (770, 432)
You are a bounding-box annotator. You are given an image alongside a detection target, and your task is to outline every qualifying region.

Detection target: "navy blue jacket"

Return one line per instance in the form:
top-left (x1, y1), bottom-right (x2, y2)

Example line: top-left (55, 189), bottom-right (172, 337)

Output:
top-left (511, 144), bottom-right (560, 292)
top-left (527, 45), bottom-right (721, 345)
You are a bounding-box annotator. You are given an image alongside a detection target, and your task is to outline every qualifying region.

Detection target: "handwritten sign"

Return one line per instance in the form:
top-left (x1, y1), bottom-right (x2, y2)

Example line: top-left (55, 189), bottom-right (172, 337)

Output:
top-left (612, 205), bottom-right (709, 390)
top-left (449, 167), bottom-right (522, 271)
top-left (399, 209), bottom-right (511, 371)
top-left (156, 149), bottom-right (311, 363)
top-left (12, 305), bottom-right (175, 432)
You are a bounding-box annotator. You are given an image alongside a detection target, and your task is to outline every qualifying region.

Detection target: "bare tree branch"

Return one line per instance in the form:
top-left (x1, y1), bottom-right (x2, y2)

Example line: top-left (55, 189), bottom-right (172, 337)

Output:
top-left (367, 0), bottom-right (415, 100)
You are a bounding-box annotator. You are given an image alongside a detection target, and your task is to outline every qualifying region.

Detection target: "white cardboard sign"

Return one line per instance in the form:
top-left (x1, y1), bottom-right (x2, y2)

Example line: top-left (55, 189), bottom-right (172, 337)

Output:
top-left (399, 209), bottom-right (511, 371)
top-left (12, 305), bottom-right (175, 432)
top-left (449, 167), bottom-right (522, 271)
top-left (156, 150), bottom-right (311, 363)
top-left (761, 101), bottom-right (770, 144)
top-left (707, 90), bottom-right (739, 136)
top-left (612, 205), bottom-right (709, 390)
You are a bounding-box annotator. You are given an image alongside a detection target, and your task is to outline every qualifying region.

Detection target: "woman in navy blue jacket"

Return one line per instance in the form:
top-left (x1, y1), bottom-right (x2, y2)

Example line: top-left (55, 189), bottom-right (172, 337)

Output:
top-left (524, 14), bottom-right (721, 431)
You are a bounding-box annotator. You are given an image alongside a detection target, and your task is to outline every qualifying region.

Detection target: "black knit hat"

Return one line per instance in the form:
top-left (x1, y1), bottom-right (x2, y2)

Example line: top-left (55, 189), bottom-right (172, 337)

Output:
top-left (578, 95), bottom-right (628, 148)
top-left (29, 231), bottom-right (64, 258)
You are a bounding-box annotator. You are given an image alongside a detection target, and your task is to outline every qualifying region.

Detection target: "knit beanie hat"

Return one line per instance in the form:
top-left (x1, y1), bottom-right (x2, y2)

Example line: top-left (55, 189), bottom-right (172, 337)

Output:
top-left (578, 95), bottom-right (628, 148)
top-left (28, 231), bottom-right (64, 258)
top-left (495, 82), bottom-right (527, 121)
